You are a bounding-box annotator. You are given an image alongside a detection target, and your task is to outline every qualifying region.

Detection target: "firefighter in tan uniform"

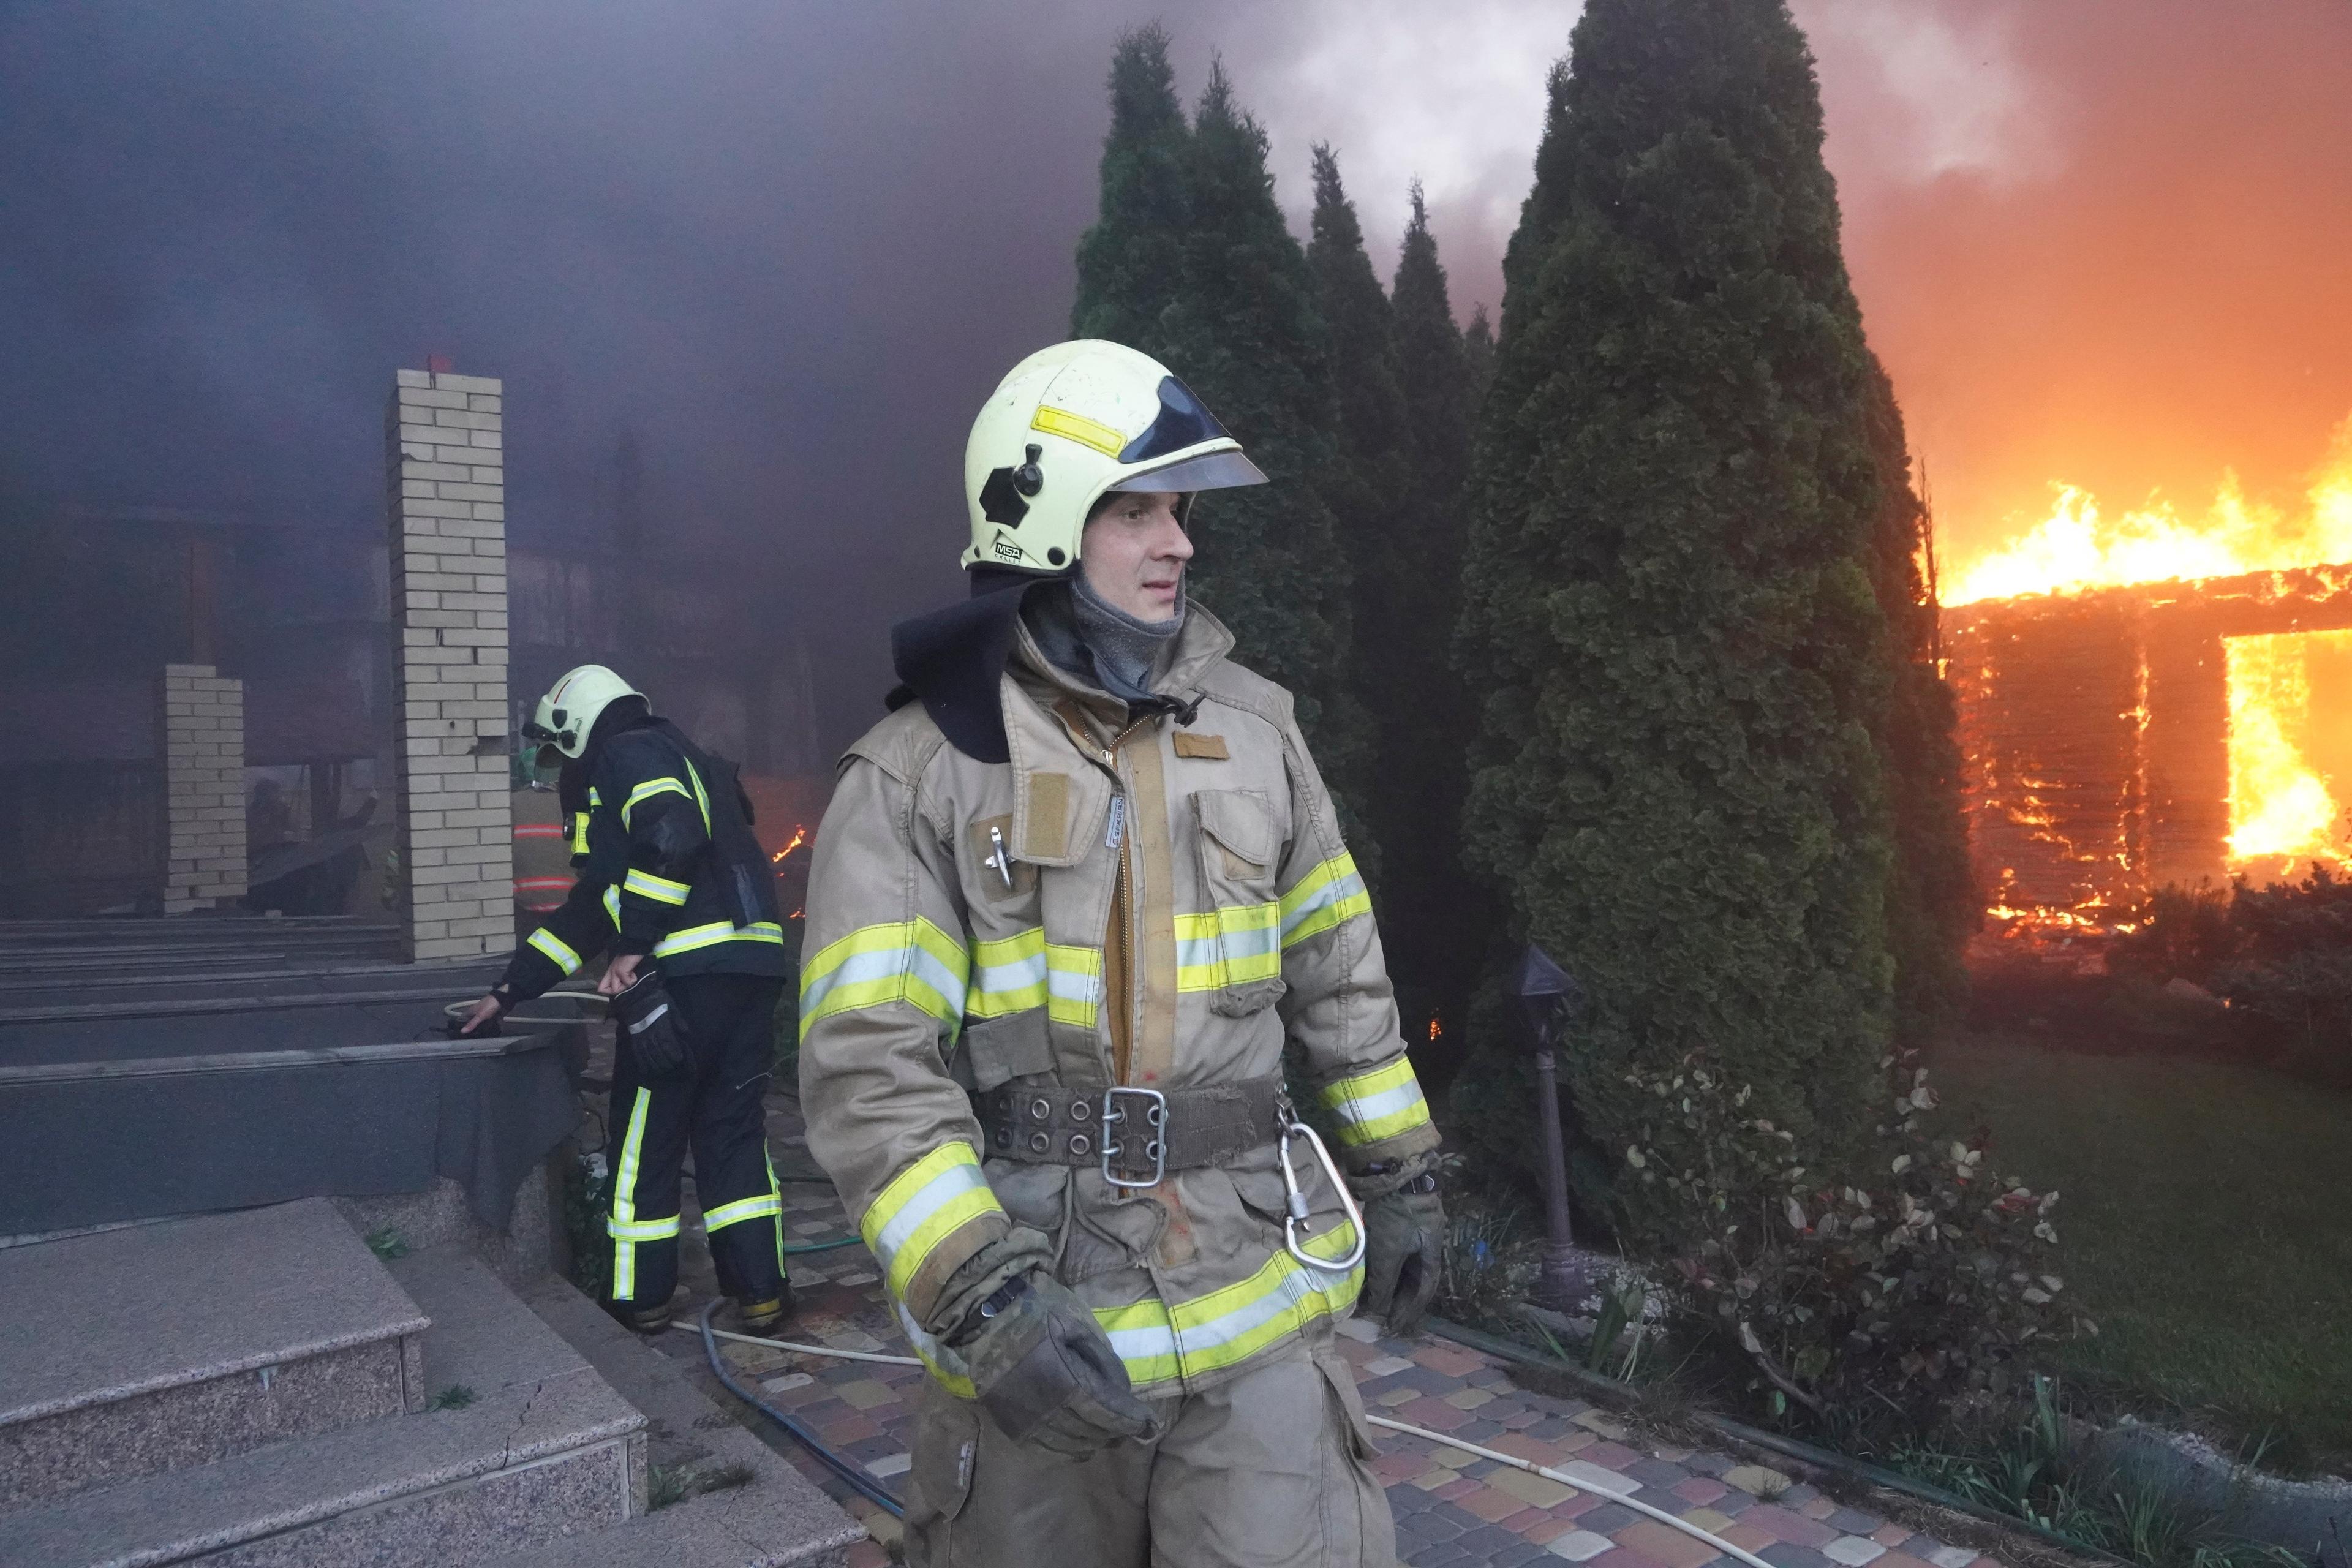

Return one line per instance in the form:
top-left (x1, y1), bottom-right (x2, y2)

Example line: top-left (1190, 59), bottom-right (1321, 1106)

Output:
top-left (799, 341), bottom-right (1447, 1567)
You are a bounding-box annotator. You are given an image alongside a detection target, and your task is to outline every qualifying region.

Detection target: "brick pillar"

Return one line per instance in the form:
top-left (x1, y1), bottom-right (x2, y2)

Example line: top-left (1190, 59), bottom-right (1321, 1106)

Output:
top-left (386, 369), bottom-right (513, 961)
top-left (159, 664), bottom-right (248, 913)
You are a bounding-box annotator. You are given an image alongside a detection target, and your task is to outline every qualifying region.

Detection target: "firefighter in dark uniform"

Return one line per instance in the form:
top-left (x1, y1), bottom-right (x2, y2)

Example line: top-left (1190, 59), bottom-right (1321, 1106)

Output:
top-left (459, 663), bottom-right (795, 1334)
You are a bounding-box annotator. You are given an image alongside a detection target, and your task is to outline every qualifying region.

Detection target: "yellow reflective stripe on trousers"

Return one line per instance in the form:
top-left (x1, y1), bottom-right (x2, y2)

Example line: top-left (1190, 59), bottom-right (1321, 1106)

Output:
top-left (1279, 852), bottom-right (1371, 948)
top-left (799, 919), bottom-right (968, 1035)
top-left (1095, 1221), bottom-right (1363, 1389)
top-left (1320, 1057), bottom-right (1433, 1148)
top-left (654, 920), bottom-right (786, 959)
top-left (703, 1193), bottom-right (782, 1232)
top-left (859, 1142), bottom-right (1003, 1302)
top-left (622, 867), bottom-right (690, 907)
top-left (610, 1086), bottom-right (677, 1300)
top-left (1174, 903), bottom-right (1281, 992)
top-left (621, 777), bottom-right (693, 829)
top-left (966, 929), bottom-right (1102, 1028)
top-left (527, 925), bottom-right (582, 975)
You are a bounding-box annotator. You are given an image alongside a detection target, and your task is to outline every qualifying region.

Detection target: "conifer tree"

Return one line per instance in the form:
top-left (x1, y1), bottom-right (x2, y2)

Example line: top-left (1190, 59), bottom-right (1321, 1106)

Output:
top-left (1072, 25), bottom-right (1190, 348)
top-left (1863, 357), bottom-right (1976, 1039)
top-left (1370, 181), bottom-right (1491, 1047)
top-left (1461, 304), bottom-right (1496, 417)
top-left (1152, 63), bottom-right (1370, 796)
top-left (1452, 1), bottom-right (1901, 1207)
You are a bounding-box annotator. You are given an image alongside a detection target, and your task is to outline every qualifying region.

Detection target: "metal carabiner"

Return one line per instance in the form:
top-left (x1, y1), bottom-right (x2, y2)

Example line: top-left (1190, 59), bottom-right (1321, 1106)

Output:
top-left (1278, 1113), bottom-right (1368, 1273)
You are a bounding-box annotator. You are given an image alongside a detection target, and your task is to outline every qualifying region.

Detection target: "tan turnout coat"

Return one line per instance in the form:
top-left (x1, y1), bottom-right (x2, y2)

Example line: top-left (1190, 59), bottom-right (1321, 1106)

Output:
top-left (797, 604), bottom-right (1441, 1400)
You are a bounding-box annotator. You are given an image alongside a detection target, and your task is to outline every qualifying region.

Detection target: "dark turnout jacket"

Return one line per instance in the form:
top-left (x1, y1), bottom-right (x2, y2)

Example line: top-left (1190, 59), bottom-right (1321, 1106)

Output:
top-left (498, 718), bottom-right (786, 1000)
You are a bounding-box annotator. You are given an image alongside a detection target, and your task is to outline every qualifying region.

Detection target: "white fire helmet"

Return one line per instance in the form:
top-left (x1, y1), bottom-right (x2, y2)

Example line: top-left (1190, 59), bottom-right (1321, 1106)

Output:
top-left (522, 664), bottom-right (642, 760)
top-left (961, 339), bottom-right (1267, 575)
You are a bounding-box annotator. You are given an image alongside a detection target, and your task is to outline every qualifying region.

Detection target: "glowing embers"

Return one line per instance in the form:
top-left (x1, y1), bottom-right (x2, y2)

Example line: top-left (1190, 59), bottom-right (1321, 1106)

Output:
top-left (2223, 631), bottom-right (2352, 877)
top-left (1947, 415), bottom-right (2352, 605)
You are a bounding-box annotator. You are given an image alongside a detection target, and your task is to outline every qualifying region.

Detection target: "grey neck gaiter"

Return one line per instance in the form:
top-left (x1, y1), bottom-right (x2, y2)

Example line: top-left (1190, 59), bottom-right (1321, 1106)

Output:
top-left (1026, 575), bottom-right (1186, 705)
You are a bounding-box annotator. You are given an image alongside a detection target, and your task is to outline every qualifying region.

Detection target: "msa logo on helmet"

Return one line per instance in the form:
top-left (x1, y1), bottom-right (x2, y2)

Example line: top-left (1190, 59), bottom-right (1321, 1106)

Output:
top-left (992, 536), bottom-right (1024, 563)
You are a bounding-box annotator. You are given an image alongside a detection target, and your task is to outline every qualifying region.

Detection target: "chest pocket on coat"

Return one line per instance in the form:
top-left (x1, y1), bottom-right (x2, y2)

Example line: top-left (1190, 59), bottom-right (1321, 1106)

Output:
top-left (1185, 788), bottom-right (1287, 1016)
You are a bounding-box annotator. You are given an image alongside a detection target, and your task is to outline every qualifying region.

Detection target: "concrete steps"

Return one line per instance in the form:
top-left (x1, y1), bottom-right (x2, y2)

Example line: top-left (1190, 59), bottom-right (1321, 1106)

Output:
top-left (0, 1199), bottom-right (429, 1512)
top-left (499, 1276), bottom-right (866, 1567)
top-left (0, 1239), bottom-right (645, 1567)
top-left (0, 1199), bottom-right (864, 1567)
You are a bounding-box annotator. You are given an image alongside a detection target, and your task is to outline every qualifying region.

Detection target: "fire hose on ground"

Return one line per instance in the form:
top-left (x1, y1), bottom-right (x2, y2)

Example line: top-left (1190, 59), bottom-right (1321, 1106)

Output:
top-left (684, 1317), bottom-right (1774, 1566)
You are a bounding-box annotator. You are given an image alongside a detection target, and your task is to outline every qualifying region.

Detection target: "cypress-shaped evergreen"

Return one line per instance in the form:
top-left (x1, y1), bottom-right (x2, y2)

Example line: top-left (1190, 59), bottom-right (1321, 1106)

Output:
top-left (1072, 25), bottom-right (1190, 349)
top-left (1368, 181), bottom-right (1492, 1054)
top-left (1452, 1), bottom-right (1901, 1208)
top-left (1863, 356), bottom-right (1976, 1040)
top-left (1076, 51), bottom-right (1370, 800)
top-left (1462, 304), bottom-right (1496, 416)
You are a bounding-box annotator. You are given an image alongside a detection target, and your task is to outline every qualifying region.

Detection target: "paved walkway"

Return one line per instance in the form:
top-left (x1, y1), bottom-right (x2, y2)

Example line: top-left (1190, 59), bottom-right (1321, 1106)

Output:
top-left (644, 1093), bottom-right (2009, 1568)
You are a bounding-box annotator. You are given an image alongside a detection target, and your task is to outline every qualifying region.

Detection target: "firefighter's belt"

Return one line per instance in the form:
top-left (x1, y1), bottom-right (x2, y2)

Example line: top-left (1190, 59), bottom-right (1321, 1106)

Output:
top-left (976, 1075), bottom-right (1287, 1186)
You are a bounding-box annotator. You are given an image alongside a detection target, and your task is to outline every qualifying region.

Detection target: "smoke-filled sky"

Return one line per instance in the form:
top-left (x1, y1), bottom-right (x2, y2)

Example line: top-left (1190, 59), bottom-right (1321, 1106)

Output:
top-left (6, 1), bottom-right (2348, 749)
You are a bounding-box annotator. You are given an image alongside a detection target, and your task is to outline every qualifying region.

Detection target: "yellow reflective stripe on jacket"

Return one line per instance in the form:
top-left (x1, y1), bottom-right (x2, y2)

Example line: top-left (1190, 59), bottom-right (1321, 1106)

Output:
top-left (1279, 852), bottom-right (1371, 948)
top-left (702, 1193), bottom-right (781, 1232)
top-left (892, 1296), bottom-right (978, 1400)
top-left (527, 925), bottom-right (582, 975)
top-left (1321, 1057), bottom-right (1433, 1148)
top-left (654, 919), bottom-right (786, 959)
top-left (966, 929), bottom-right (1104, 1028)
top-left (623, 867), bottom-right (690, 907)
top-left (603, 884), bottom-right (622, 930)
top-left (859, 1142), bottom-right (1003, 1302)
top-left (800, 919), bottom-right (968, 1033)
top-left (621, 777), bottom-right (693, 829)
top-left (570, 810), bottom-right (590, 856)
top-left (1174, 903), bottom-right (1282, 992)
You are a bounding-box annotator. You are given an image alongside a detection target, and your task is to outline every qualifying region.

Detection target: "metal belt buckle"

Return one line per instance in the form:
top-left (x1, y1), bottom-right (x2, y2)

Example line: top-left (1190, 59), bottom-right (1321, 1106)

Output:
top-left (1099, 1086), bottom-right (1168, 1189)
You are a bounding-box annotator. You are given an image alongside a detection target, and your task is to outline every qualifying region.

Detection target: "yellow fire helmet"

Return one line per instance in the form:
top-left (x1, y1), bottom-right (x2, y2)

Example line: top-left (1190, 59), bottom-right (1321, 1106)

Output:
top-left (960, 339), bottom-right (1267, 575)
top-left (522, 664), bottom-right (642, 760)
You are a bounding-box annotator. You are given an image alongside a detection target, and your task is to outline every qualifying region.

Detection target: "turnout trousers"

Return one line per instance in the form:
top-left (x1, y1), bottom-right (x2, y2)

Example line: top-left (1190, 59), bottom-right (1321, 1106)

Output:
top-left (903, 1335), bottom-right (1396, 1568)
top-left (603, 972), bottom-right (788, 1311)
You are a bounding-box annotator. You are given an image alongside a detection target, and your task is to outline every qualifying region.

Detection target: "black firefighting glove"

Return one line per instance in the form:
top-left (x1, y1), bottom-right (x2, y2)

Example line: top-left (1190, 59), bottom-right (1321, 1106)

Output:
top-left (608, 970), bottom-right (688, 1079)
top-left (1358, 1173), bottom-right (1445, 1336)
top-left (946, 1270), bottom-right (1163, 1457)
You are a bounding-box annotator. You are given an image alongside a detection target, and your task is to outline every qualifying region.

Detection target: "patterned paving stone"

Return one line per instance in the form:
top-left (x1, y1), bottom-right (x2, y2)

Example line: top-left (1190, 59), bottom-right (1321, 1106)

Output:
top-left (646, 1095), bottom-right (2009, 1568)
top-left (1548, 1529), bottom-right (1618, 1561)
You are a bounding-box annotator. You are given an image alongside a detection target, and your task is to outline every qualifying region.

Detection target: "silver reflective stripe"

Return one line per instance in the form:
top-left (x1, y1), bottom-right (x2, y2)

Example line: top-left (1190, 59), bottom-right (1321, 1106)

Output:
top-left (872, 1159), bottom-right (991, 1265)
top-left (1048, 964), bottom-right (1101, 1009)
top-left (1341, 1080), bottom-right (1424, 1126)
top-left (1175, 1264), bottom-right (1335, 1356)
top-left (1281, 867), bottom-right (1366, 940)
top-left (972, 947), bottom-right (1047, 997)
top-left (800, 943), bottom-right (970, 1019)
top-left (628, 1002), bottom-right (671, 1037)
top-left (1102, 1317), bottom-right (1179, 1365)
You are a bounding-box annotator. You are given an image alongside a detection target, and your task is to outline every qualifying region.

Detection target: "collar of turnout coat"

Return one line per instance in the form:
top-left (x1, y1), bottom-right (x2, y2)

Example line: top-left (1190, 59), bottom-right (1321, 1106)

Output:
top-left (886, 568), bottom-right (1232, 763)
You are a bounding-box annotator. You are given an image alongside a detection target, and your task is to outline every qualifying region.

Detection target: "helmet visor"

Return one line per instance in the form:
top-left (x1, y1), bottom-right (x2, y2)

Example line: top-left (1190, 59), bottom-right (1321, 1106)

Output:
top-left (1111, 448), bottom-right (1268, 494)
top-left (1118, 375), bottom-right (1234, 464)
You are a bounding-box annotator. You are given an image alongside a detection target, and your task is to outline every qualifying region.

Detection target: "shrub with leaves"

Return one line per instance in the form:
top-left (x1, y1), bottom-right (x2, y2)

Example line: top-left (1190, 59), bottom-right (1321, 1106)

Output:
top-left (1623, 1048), bottom-right (2090, 1422)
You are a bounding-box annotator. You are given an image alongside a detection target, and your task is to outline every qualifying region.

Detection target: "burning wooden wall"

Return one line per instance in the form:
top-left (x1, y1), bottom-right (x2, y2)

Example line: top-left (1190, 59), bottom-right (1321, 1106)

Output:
top-left (1945, 564), bottom-right (2352, 922)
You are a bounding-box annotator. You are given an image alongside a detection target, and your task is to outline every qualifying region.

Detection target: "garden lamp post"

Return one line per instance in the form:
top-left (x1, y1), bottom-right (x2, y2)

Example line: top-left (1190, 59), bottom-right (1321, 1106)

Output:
top-left (1512, 943), bottom-right (1601, 1309)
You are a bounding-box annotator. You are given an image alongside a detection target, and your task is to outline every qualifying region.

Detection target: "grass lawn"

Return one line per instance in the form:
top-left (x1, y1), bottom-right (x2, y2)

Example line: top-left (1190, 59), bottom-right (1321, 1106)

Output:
top-left (1929, 1033), bottom-right (2352, 1474)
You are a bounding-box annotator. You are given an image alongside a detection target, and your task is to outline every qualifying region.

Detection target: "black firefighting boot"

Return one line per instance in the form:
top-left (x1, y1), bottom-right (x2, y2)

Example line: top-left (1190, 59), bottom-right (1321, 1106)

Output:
top-left (735, 1280), bottom-right (794, 1336)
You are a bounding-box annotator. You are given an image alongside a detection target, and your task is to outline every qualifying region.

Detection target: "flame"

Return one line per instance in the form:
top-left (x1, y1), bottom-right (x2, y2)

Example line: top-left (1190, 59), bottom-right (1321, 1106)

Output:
top-left (770, 824), bottom-right (809, 865)
top-left (1426, 1017), bottom-right (1442, 1043)
top-left (1947, 417), bottom-right (2352, 605)
top-left (2225, 633), bottom-right (2351, 872)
